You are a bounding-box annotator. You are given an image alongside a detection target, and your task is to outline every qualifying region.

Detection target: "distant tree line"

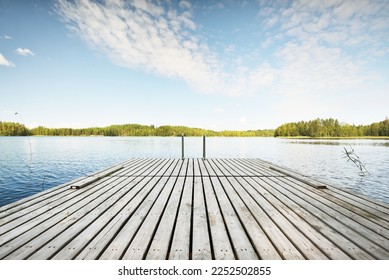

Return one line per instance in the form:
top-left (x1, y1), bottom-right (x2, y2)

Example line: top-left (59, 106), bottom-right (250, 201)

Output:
top-left (2, 118), bottom-right (388, 137)
top-left (274, 118), bottom-right (389, 137)
top-left (0, 122), bottom-right (273, 137)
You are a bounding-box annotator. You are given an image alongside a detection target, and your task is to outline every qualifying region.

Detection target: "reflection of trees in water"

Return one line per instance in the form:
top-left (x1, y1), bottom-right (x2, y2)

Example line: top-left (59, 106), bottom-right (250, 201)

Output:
top-left (287, 140), bottom-right (389, 147)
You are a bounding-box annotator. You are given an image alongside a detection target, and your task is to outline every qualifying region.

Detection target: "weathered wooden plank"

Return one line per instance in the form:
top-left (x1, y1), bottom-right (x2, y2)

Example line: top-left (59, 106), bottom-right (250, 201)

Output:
top-left (168, 176), bottom-right (193, 260)
top-left (187, 159), bottom-right (194, 177)
top-left (192, 177), bottom-right (212, 260)
top-left (323, 185), bottom-right (389, 218)
top-left (51, 176), bottom-right (149, 260)
top-left (0, 159), bottom-right (141, 222)
top-left (217, 159), bottom-right (242, 177)
top-left (144, 159), bottom-right (174, 177)
top-left (0, 182), bottom-right (75, 225)
top-left (241, 176), bottom-right (351, 260)
top-left (210, 177), bottom-right (258, 259)
top-left (0, 181), bottom-right (72, 219)
top-left (170, 159), bottom-right (183, 177)
top-left (202, 176), bottom-right (235, 260)
top-left (241, 159), bottom-right (276, 176)
top-left (27, 176), bottom-right (141, 260)
top-left (0, 158), bottom-right (139, 218)
top-left (89, 158), bottom-right (140, 177)
top-left (129, 158), bottom-right (165, 176)
top-left (193, 158), bottom-right (201, 176)
top-left (219, 177), bottom-right (290, 260)
top-left (197, 159), bottom-right (209, 177)
top-left (235, 158), bottom-right (263, 176)
top-left (256, 176), bottom-right (375, 259)
top-left (1, 176), bottom-right (127, 259)
top-left (270, 166), bottom-right (326, 189)
top-left (203, 159), bottom-right (216, 176)
top-left (146, 177), bottom-right (185, 260)
top-left (122, 176), bottom-right (177, 259)
top-left (0, 176), bottom-right (116, 245)
top-left (223, 159), bottom-right (253, 176)
top-left (156, 159), bottom-right (179, 177)
top-left (178, 159), bottom-right (189, 177)
top-left (207, 159), bottom-right (225, 176)
top-left (212, 159), bottom-right (236, 176)
top-left (117, 158), bottom-right (153, 176)
top-left (232, 176), bottom-right (332, 260)
top-left (254, 158), bottom-right (389, 215)
top-left (142, 158), bottom-right (167, 176)
top-left (280, 177), bottom-right (389, 248)
top-left (259, 176), bottom-right (377, 259)
top-left (99, 176), bottom-right (169, 260)
top-left (70, 176), bottom-right (103, 189)
top-left (2, 157), bottom-right (389, 261)
top-left (287, 178), bottom-right (389, 232)
top-left (72, 177), bottom-right (161, 260)
top-left (236, 158), bottom-right (278, 177)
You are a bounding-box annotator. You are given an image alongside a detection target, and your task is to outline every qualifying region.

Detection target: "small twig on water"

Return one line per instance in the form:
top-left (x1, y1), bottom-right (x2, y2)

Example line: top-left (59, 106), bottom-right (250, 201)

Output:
top-left (342, 146), bottom-right (370, 175)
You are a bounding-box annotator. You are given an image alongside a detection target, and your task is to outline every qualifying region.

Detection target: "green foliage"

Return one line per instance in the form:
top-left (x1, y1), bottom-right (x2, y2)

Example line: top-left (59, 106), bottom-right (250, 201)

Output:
top-left (274, 118), bottom-right (389, 137)
top-left (2, 118), bottom-right (387, 138)
top-left (0, 122), bottom-right (30, 136)
top-left (30, 124), bottom-right (158, 136)
top-left (0, 122), bottom-right (274, 137)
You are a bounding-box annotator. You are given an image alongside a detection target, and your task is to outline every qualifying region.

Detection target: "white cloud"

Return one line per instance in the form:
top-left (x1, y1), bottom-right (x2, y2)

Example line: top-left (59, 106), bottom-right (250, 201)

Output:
top-left (257, 0), bottom-right (389, 117)
top-left (54, 0), bottom-right (388, 102)
top-left (275, 39), bottom-right (362, 92)
top-left (55, 0), bottom-right (225, 94)
top-left (0, 53), bottom-right (15, 67)
top-left (179, 1), bottom-right (192, 10)
top-left (15, 48), bottom-right (35, 56)
top-left (0, 35), bottom-right (12, 39)
top-left (55, 0), bottom-right (278, 96)
top-left (261, 0), bottom-right (389, 51)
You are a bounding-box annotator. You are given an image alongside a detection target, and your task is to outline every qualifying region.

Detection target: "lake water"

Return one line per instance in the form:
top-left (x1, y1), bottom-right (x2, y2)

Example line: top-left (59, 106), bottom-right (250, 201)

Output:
top-left (0, 136), bottom-right (388, 207)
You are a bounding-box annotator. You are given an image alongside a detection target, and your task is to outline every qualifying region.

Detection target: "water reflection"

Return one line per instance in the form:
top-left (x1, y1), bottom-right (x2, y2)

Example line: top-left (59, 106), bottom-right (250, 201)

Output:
top-left (285, 139), bottom-right (389, 146)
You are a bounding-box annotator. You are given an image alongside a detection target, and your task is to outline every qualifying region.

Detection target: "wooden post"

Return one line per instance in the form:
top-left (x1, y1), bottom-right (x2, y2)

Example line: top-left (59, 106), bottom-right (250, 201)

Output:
top-left (181, 134), bottom-right (184, 159)
top-left (203, 135), bottom-right (206, 159)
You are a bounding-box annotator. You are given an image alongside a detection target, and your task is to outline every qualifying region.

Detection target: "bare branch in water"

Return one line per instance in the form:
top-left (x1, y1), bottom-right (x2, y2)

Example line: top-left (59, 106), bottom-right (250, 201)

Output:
top-left (342, 146), bottom-right (370, 175)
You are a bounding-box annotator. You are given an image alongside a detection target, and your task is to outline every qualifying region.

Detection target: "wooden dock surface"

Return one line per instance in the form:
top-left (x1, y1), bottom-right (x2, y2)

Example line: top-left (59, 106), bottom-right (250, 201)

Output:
top-left (1, 158), bottom-right (388, 260)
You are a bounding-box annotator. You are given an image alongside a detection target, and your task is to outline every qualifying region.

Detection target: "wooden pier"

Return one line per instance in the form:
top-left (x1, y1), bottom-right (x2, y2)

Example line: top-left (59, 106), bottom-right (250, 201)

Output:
top-left (0, 158), bottom-right (388, 260)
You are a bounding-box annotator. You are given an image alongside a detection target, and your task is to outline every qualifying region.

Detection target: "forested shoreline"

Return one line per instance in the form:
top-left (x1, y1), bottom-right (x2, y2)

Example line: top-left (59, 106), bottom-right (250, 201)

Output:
top-left (0, 122), bottom-right (273, 137)
top-left (274, 118), bottom-right (389, 137)
top-left (1, 118), bottom-right (388, 137)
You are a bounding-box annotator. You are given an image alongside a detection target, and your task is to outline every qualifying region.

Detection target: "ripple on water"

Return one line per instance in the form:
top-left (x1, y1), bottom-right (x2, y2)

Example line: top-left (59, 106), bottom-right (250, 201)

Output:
top-left (0, 136), bottom-right (388, 206)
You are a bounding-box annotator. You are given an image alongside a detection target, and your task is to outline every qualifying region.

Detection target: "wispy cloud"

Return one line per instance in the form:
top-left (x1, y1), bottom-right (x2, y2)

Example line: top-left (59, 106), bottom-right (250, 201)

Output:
top-left (178, 1), bottom-right (192, 10)
top-left (55, 0), bottom-right (219, 93)
top-left (55, 0), bottom-right (274, 96)
top-left (0, 53), bottom-right (15, 67)
top-left (257, 0), bottom-right (389, 120)
top-left (260, 0), bottom-right (389, 51)
top-left (15, 48), bottom-right (35, 56)
top-left (55, 0), bottom-right (388, 102)
top-left (0, 35), bottom-right (13, 40)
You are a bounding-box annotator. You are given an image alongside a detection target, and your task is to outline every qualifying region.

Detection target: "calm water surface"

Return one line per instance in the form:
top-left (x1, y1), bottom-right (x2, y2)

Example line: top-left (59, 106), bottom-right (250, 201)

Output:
top-left (0, 136), bottom-right (388, 206)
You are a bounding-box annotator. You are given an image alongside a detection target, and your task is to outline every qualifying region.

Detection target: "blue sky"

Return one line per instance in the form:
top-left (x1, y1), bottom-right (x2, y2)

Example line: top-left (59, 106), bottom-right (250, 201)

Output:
top-left (1, 0), bottom-right (388, 130)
